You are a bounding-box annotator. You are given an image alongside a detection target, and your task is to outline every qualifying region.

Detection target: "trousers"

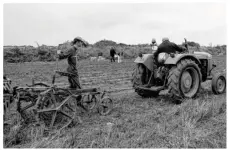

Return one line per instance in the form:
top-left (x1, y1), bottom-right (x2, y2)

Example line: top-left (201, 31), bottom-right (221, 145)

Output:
top-left (67, 66), bottom-right (81, 89)
top-left (110, 56), bottom-right (115, 62)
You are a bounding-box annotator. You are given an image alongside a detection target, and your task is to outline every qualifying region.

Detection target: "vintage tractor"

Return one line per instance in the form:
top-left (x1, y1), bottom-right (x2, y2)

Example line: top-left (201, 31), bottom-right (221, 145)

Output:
top-left (132, 44), bottom-right (226, 101)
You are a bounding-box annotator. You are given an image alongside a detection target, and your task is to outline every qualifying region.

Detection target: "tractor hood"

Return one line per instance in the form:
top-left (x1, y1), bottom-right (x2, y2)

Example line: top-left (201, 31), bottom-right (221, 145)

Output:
top-left (134, 54), bottom-right (154, 71)
top-left (134, 52), bottom-right (212, 71)
top-left (165, 51), bottom-right (212, 65)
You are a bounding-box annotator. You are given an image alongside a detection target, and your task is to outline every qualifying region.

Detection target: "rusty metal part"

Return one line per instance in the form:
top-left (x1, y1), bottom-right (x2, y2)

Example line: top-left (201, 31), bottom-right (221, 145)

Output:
top-left (36, 92), bottom-right (78, 130)
top-left (14, 69), bottom-right (113, 132)
top-left (15, 83), bottom-right (113, 132)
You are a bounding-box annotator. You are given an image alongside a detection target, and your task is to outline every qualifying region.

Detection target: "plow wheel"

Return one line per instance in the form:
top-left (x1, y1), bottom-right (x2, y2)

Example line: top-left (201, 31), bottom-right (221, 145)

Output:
top-left (81, 94), bottom-right (97, 111)
top-left (15, 83), bottom-right (51, 124)
top-left (36, 89), bottom-right (78, 131)
top-left (98, 96), bottom-right (113, 116)
top-left (16, 90), bottom-right (42, 124)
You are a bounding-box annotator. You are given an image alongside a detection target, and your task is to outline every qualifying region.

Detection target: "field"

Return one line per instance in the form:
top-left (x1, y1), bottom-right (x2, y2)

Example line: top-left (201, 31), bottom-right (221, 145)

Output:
top-left (3, 56), bottom-right (226, 148)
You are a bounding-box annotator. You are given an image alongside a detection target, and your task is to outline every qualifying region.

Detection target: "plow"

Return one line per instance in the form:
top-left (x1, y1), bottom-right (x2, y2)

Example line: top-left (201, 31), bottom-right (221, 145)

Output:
top-left (4, 49), bottom-right (113, 132)
top-left (4, 70), bottom-right (113, 132)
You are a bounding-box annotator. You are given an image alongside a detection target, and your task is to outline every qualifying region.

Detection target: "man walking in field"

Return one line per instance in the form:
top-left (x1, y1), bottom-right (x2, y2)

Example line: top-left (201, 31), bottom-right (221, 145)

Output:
top-left (110, 46), bottom-right (116, 62)
top-left (57, 37), bottom-right (88, 89)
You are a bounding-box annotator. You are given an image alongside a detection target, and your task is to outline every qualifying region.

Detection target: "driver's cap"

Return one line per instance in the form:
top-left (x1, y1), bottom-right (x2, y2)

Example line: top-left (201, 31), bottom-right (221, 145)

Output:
top-left (151, 38), bottom-right (156, 43)
top-left (162, 37), bottom-right (169, 42)
top-left (72, 37), bottom-right (89, 47)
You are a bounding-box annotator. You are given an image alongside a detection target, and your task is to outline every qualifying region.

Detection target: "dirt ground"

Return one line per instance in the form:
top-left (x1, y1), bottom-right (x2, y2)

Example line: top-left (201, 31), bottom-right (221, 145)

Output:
top-left (3, 56), bottom-right (226, 148)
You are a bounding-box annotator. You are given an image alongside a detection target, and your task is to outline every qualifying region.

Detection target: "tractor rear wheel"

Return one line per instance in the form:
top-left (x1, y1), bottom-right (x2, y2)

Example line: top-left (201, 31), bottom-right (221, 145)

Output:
top-left (132, 63), bottom-right (159, 97)
top-left (167, 59), bottom-right (201, 101)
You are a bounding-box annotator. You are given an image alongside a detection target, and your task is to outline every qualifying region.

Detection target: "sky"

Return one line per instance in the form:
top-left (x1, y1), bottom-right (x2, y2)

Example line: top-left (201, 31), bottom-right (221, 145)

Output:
top-left (3, 2), bottom-right (226, 46)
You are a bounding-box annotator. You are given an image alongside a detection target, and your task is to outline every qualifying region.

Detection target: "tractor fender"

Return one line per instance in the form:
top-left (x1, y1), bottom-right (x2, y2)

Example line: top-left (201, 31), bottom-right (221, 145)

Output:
top-left (134, 54), bottom-right (154, 71)
top-left (165, 54), bottom-right (202, 83)
top-left (164, 54), bottom-right (201, 66)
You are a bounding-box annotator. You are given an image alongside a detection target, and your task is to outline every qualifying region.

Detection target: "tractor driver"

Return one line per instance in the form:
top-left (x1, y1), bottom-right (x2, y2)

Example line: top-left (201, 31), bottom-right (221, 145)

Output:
top-left (153, 37), bottom-right (187, 64)
top-left (57, 37), bottom-right (89, 89)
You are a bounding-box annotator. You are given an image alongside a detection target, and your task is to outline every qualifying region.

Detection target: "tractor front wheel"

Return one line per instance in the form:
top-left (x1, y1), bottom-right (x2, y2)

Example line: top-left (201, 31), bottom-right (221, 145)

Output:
top-left (212, 73), bottom-right (226, 94)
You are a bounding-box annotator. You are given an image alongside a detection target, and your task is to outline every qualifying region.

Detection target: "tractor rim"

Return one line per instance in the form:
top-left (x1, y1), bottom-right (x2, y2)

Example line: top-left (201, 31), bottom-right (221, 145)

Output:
top-left (217, 77), bottom-right (225, 93)
top-left (180, 67), bottom-right (199, 97)
top-left (181, 71), bottom-right (192, 92)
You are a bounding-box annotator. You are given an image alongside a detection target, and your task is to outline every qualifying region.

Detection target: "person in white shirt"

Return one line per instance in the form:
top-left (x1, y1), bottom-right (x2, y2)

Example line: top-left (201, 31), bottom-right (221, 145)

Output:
top-left (151, 38), bottom-right (158, 54)
top-left (118, 51), bottom-right (124, 63)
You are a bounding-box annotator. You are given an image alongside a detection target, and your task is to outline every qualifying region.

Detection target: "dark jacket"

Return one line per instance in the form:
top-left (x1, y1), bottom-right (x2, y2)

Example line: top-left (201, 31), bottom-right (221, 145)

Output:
top-left (110, 48), bottom-right (116, 56)
top-left (154, 41), bottom-right (186, 61)
top-left (59, 46), bottom-right (78, 71)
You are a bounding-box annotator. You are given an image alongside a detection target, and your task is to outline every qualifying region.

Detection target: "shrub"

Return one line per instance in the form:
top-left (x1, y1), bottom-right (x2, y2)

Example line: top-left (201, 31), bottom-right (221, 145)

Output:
top-left (94, 40), bottom-right (117, 48)
top-left (3, 40), bottom-right (226, 63)
top-left (37, 49), bottom-right (47, 56)
top-left (187, 41), bottom-right (200, 47)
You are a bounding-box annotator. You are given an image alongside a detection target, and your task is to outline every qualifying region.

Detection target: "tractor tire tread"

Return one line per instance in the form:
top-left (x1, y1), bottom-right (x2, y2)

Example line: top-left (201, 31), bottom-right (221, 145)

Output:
top-left (167, 59), bottom-right (201, 101)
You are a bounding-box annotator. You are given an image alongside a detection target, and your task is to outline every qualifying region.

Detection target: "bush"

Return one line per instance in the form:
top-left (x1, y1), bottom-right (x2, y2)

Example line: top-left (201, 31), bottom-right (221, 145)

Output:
top-left (3, 40), bottom-right (226, 63)
top-left (11, 47), bottom-right (24, 56)
top-left (187, 41), bottom-right (200, 47)
top-left (37, 49), bottom-right (47, 56)
top-left (94, 40), bottom-right (117, 48)
top-left (4, 47), bottom-right (26, 63)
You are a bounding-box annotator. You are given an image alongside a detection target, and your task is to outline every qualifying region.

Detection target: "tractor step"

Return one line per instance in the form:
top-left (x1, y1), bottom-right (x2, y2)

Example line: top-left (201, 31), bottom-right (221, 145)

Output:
top-left (137, 86), bottom-right (165, 92)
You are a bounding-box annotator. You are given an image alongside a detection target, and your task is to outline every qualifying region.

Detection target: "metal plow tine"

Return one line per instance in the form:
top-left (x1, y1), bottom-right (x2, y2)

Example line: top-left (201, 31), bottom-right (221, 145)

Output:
top-left (65, 104), bottom-right (75, 112)
top-left (50, 111), bottom-right (57, 128)
top-left (56, 95), bottom-right (73, 110)
top-left (59, 119), bottom-right (73, 132)
top-left (40, 88), bottom-right (52, 95)
top-left (59, 110), bottom-right (73, 120)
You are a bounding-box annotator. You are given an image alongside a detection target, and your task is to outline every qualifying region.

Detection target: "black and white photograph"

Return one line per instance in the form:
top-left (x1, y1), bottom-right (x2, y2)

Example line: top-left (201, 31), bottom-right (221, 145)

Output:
top-left (2, 0), bottom-right (228, 148)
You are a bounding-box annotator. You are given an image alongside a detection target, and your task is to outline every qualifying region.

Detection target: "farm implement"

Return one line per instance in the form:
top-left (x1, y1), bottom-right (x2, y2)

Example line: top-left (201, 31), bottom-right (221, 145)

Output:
top-left (3, 76), bottom-right (16, 121)
top-left (4, 70), bottom-right (113, 132)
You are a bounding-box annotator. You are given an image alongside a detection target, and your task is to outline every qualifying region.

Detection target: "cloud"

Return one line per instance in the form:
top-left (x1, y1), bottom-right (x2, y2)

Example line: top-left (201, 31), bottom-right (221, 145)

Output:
top-left (141, 21), bottom-right (178, 31)
top-left (4, 3), bottom-right (226, 46)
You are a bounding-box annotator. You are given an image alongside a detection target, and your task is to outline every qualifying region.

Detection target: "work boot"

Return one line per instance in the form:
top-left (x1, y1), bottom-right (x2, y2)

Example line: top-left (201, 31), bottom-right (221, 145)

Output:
top-left (76, 95), bottom-right (87, 111)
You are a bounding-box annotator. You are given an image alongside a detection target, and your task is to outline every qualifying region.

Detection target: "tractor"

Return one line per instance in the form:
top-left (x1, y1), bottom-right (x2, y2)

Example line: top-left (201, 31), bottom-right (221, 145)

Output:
top-left (132, 41), bottom-right (226, 101)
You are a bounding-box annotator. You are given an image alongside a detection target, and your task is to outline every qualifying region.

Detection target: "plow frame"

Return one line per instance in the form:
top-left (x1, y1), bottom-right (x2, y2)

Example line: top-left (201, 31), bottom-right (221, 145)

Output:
top-left (15, 70), bottom-right (113, 131)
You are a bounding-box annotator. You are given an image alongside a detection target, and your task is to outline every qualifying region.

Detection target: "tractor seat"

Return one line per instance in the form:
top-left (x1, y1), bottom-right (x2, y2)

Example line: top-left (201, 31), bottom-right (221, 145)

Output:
top-left (157, 53), bottom-right (170, 64)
